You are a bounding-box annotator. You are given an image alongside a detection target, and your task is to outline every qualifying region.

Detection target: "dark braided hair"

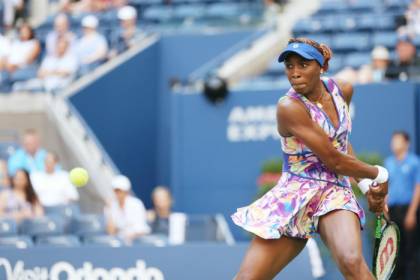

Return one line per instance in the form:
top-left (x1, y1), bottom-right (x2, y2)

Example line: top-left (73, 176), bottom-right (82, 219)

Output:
top-left (288, 38), bottom-right (333, 72)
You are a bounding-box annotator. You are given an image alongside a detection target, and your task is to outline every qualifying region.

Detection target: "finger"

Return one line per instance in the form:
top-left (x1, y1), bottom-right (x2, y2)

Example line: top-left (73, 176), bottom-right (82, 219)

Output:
top-left (370, 185), bottom-right (386, 195)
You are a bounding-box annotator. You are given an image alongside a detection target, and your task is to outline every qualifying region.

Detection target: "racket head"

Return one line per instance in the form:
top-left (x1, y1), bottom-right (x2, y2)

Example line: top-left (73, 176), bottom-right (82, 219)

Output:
top-left (372, 216), bottom-right (400, 280)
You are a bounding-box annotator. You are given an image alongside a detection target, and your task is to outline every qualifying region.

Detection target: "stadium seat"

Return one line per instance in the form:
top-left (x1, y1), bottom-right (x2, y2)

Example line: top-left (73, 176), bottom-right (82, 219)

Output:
top-left (0, 235), bottom-right (34, 248)
top-left (44, 204), bottom-right (81, 220)
top-left (319, 16), bottom-right (343, 33)
top-left (133, 234), bottom-right (168, 246)
top-left (331, 32), bottom-right (371, 52)
top-left (348, 0), bottom-right (378, 13)
top-left (0, 218), bottom-right (17, 237)
top-left (337, 14), bottom-right (357, 32)
top-left (83, 235), bottom-right (125, 247)
top-left (19, 217), bottom-right (64, 238)
top-left (35, 235), bottom-right (81, 247)
top-left (185, 215), bottom-right (219, 242)
top-left (356, 14), bottom-right (378, 31)
top-left (70, 214), bottom-right (106, 237)
top-left (173, 4), bottom-right (206, 19)
top-left (0, 141), bottom-right (19, 159)
top-left (328, 55), bottom-right (344, 74)
top-left (206, 3), bottom-right (241, 18)
top-left (143, 6), bottom-right (174, 22)
top-left (316, 0), bottom-right (346, 15)
top-left (372, 32), bottom-right (398, 49)
top-left (376, 15), bottom-right (397, 31)
top-left (304, 34), bottom-right (332, 46)
top-left (292, 18), bottom-right (322, 35)
top-left (343, 52), bottom-right (371, 69)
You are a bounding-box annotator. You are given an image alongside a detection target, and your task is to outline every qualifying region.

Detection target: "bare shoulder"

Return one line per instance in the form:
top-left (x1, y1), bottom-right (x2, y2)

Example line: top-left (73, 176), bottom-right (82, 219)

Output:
top-left (334, 79), bottom-right (353, 105)
top-left (277, 95), bottom-right (307, 118)
top-left (277, 95), bottom-right (311, 134)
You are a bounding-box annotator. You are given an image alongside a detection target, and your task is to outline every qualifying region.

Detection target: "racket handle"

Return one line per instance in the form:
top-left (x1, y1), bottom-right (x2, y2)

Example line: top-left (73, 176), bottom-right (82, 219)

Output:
top-left (375, 214), bottom-right (383, 239)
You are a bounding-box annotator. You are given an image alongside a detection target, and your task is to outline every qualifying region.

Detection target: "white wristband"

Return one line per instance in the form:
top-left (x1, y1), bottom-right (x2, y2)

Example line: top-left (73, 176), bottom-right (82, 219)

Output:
top-left (373, 165), bottom-right (389, 184)
top-left (357, 179), bottom-right (372, 195)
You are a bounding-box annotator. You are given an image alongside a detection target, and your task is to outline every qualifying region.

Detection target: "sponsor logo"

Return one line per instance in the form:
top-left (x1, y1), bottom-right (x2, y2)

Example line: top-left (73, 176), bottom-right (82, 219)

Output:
top-left (227, 105), bottom-right (278, 142)
top-left (0, 258), bottom-right (164, 280)
top-left (379, 237), bottom-right (395, 273)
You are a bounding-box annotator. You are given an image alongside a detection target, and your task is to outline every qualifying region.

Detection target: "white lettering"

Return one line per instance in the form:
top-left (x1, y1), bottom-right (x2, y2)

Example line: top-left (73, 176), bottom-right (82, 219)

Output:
top-left (109, 268), bottom-right (127, 280)
top-left (50, 261), bottom-right (75, 280)
top-left (227, 105), bottom-right (278, 142)
top-left (146, 268), bottom-right (164, 280)
top-left (0, 258), bottom-right (164, 280)
top-left (92, 267), bottom-right (110, 280)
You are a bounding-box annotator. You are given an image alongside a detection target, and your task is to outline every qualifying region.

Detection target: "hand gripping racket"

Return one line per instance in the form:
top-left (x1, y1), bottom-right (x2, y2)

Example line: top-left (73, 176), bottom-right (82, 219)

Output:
top-left (357, 179), bottom-right (400, 280)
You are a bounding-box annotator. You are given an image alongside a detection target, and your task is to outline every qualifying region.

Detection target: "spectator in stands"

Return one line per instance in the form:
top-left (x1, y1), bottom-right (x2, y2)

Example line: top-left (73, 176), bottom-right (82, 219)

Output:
top-left (74, 15), bottom-right (108, 75)
top-left (405, 0), bottom-right (420, 36)
top-left (2, 23), bottom-right (40, 86)
top-left (60, 0), bottom-right (96, 14)
top-left (0, 160), bottom-right (11, 189)
top-left (357, 46), bottom-right (390, 84)
top-left (0, 169), bottom-right (43, 222)
top-left (104, 175), bottom-right (150, 244)
top-left (385, 35), bottom-right (420, 81)
top-left (263, 0), bottom-right (283, 27)
top-left (0, 32), bottom-right (11, 73)
top-left (385, 131), bottom-right (420, 280)
top-left (147, 186), bottom-right (173, 235)
top-left (14, 37), bottom-right (79, 92)
top-left (335, 46), bottom-right (391, 84)
top-left (60, 0), bottom-right (127, 14)
top-left (8, 129), bottom-right (47, 176)
top-left (2, 0), bottom-right (26, 30)
top-left (30, 152), bottom-right (79, 207)
top-left (45, 13), bottom-right (76, 55)
top-left (109, 6), bottom-right (143, 58)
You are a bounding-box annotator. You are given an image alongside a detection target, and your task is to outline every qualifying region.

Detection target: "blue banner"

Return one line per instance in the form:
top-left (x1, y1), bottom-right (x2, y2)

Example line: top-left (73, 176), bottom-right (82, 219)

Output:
top-left (0, 243), bottom-right (314, 280)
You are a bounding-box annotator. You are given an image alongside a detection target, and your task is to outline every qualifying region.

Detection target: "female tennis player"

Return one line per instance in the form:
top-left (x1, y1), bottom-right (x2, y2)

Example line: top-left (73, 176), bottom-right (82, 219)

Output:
top-left (232, 38), bottom-right (389, 280)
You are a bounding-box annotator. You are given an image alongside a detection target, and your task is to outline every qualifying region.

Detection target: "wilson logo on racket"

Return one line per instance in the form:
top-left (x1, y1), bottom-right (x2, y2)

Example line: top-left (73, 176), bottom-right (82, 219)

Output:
top-left (379, 237), bottom-right (395, 273)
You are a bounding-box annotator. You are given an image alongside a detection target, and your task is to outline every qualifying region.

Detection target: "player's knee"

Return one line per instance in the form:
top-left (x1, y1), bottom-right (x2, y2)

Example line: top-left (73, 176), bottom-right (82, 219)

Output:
top-left (339, 251), bottom-right (364, 274)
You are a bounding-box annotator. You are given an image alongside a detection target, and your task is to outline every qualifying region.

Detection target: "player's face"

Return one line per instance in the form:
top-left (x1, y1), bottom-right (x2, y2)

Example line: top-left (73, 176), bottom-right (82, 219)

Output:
top-left (153, 189), bottom-right (172, 210)
top-left (391, 134), bottom-right (409, 156)
top-left (284, 54), bottom-right (321, 95)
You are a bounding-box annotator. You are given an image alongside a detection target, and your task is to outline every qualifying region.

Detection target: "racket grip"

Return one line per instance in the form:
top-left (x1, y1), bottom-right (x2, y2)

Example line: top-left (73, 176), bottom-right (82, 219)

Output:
top-left (375, 215), bottom-right (383, 239)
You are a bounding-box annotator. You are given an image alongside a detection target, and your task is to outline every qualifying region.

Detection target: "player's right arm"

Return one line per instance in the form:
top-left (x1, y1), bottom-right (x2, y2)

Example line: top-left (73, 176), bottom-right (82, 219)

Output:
top-left (277, 97), bottom-right (379, 180)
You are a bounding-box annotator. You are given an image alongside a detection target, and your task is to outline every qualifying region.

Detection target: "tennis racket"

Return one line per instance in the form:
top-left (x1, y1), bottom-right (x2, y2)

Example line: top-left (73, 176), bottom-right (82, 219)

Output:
top-left (372, 213), bottom-right (400, 280)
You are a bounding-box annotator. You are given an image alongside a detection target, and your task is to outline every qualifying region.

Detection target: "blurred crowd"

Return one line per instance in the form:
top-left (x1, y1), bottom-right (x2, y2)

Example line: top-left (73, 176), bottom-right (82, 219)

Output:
top-left (0, 1), bottom-right (145, 93)
top-left (336, 0), bottom-right (420, 84)
top-left (0, 129), bottom-right (180, 245)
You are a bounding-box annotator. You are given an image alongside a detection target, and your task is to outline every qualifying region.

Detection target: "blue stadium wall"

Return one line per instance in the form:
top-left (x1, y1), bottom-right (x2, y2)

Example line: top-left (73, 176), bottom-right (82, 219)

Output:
top-left (70, 32), bottom-right (420, 240)
top-left (70, 31), bottom-right (254, 207)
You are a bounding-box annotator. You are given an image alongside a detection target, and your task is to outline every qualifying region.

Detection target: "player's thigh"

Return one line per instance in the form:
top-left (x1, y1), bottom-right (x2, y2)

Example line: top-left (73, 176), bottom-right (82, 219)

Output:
top-left (236, 235), bottom-right (307, 280)
top-left (318, 210), bottom-right (363, 261)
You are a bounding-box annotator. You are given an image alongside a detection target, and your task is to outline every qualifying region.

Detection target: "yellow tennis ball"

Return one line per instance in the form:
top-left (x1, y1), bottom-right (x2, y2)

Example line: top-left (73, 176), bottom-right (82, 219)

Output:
top-left (69, 167), bottom-right (89, 187)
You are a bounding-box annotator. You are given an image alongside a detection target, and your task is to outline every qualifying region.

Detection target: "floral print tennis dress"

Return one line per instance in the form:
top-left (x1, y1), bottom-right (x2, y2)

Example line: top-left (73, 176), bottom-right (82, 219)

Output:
top-left (232, 77), bottom-right (365, 239)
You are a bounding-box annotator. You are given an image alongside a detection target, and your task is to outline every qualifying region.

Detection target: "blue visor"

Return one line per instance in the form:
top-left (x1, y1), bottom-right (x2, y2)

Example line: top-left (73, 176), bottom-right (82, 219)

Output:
top-left (278, 42), bottom-right (324, 66)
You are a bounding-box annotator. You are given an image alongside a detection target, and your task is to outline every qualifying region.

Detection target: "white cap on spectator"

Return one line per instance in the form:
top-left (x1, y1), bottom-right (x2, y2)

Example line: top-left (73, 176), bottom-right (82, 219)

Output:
top-left (118, 6), bottom-right (137, 20)
top-left (371, 46), bottom-right (389, 60)
top-left (112, 175), bottom-right (131, 191)
top-left (81, 15), bottom-right (98, 29)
